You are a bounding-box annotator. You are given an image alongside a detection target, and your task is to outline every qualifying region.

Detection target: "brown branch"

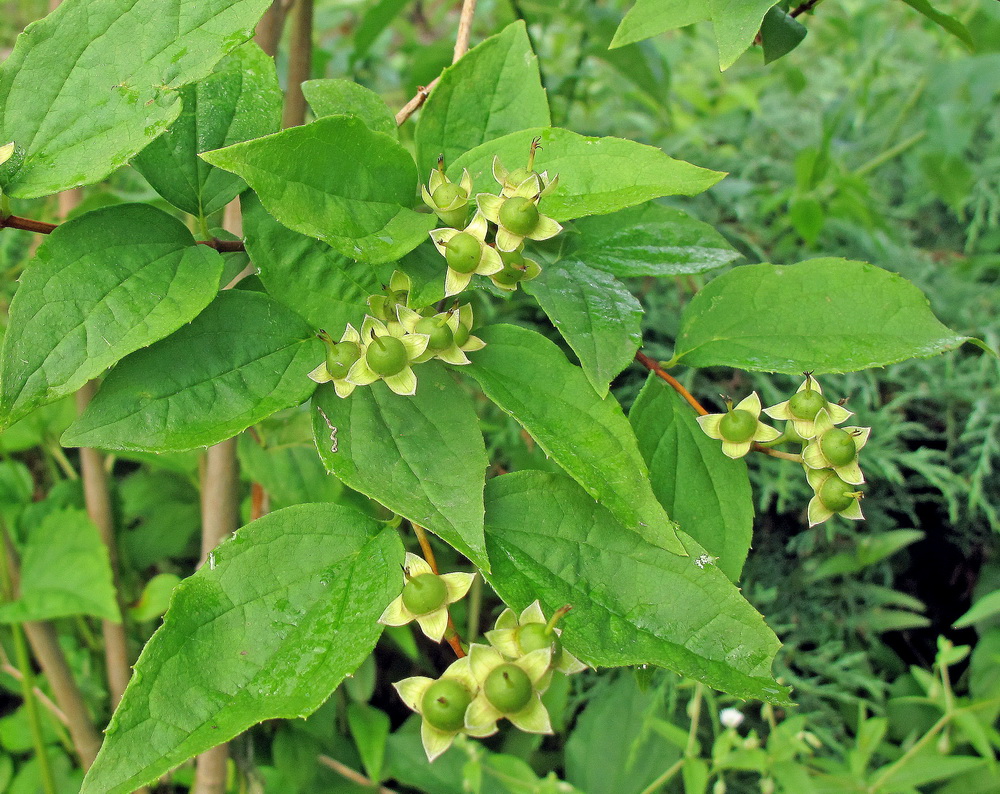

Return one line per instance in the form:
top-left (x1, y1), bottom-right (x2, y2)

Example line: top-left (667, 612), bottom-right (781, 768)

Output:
top-left (635, 351), bottom-right (708, 415)
top-left (281, 0), bottom-right (314, 129)
top-left (0, 213), bottom-right (247, 252)
top-left (395, 0), bottom-right (478, 127)
top-left (790, 0), bottom-right (822, 18)
top-left (411, 524), bottom-right (465, 658)
top-left (317, 755), bottom-right (398, 793)
top-left (255, 0), bottom-right (289, 57)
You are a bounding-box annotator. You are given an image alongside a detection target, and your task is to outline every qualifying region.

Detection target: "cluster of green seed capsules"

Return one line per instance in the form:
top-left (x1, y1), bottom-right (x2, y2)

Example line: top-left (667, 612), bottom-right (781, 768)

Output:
top-left (308, 271), bottom-right (484, 397)
top-left (423, 138), bottom-right (562, 297)
top-left (697, 374), bottom-right (870, 526)
top-left (379, 553), bottom-right (586, 761)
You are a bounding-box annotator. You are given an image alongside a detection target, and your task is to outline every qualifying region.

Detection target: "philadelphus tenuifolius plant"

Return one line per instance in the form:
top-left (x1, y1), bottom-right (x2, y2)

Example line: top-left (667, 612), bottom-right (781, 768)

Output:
top-left (379, 552), bottom-right (475, 641)
top-left (697, 375), bottom-right (872, 526)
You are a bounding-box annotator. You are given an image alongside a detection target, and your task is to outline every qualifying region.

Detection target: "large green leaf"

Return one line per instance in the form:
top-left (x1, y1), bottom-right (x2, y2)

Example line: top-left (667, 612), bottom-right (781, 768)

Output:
top-left (241, 192), bottom-right (384, 335)
top-left (311, 363), bottom-right (489, 571)
top-left (759, 7), bottom-right (808, 64)
top-left (0, 0), bottom-right (272, 198)
top-left (610, 0), bottom-right (710, 49)
top-left (901, 0), bottom-right (974, 50)
top-left (132, 43), bottom-right (282, 217)
top-left (0, 204), bottom-right (224, 427)
top-left (449, 128), bottom-right (724, 222)
top-left (670, 259), bottom-right (973, 373)
top-left (523, 261), bottom-right (642, 396)
top-left (0, 508), bottom-right (119, 623)
top-left (566, 203), bottom-right (741, 277)
top-left (80, 504), bottom-right (404, 794)
top-left (629, 376), bottom-right (753, 582)
top-left (709, 0), bottom-right (781, 70)
top-left (62, 291), bottom-right (322, 452)
top-left (484, 471), bottom-right (789, 703)
top-left (415, 21), bottom-right (549, 175)
top-left (467, 324), bottom-right (683, 555)
top-left (201, 116), bottom-right (436, 264)
top-left (301, 79), bottom-right (397, 137)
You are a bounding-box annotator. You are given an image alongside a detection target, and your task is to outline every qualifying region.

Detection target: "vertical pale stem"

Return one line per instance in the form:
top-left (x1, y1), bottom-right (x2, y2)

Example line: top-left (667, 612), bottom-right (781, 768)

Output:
top-left (192, 199), bottom-right (243, 794)
top-left (255, 0), bottom-right (288, 57)
top-left (281, 0), bottom-right (314, 128)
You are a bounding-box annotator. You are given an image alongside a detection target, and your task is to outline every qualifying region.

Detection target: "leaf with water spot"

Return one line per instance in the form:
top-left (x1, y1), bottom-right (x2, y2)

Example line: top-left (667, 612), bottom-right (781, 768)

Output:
top-left (80, 504), bottom-right (404, 794)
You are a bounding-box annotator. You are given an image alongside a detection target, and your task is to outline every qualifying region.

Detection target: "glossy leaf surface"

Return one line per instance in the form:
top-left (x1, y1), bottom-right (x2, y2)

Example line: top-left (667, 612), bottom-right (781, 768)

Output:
top-left (311, 363), bottom-right (489, 570)
top-left (201, 116), bottom-right (435, 264)
top-left (0, 0), bottom-right (272, 198)
top-left (629, 376), bottom-right (753, 582)
top-left (467, 324), bottom-right (683, 554)
top-left (523, 261), bottom-right (642, 396)
top-left (301, 78), bottom-right (397, 136)
top-left (450, 127), bottom-right (724, 222)
top-left (0, 204), bottom-right (223, 427)
top-left (484, 471), bottom-right (789, 703)
top-left (63, 291), bottom-right (322, 452)
top-left (80, 504), bottom-right (404, 794)
top-left (671, 259), bottom-right (972, 373)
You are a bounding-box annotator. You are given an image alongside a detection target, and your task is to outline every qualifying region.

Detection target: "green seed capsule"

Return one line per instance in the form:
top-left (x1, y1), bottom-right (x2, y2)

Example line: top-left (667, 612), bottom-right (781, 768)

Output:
top-left (719, 409), bottom-right (758, 443)
top-left (414, 317), bottom-right (454, 351)
top-left (506, 167), bottom-right (538, 188)
top-left (820, 428), bottom-right (857, 466)
top-left (516, 623), bottom-right (563, 666)
top-left (365, 336), bottom-right (408, 377)
top-left (818, 474), bottom-right (856, 512)
top-left (325, 342), bottom-right (361, 380)
top-left (421, 678), bottom-right (472, 732)
top-left (445, 233), bottom-right (482, 274)
top-left (432, 182), bottom-right (467, 207)
top-left (498, 197), bottom-right (540, 236)
top-left (484, 663), bottom-right (533, 714)
top-left (788, 389), bottom-right (827, 421)
top-left (453, 322), bottom-right (471, 347)
top-left (401, 573), bottom-right (449, 615)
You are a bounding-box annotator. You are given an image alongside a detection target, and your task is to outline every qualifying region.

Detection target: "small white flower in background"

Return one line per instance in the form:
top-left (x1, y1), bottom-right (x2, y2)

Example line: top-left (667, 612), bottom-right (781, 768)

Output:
top-left (719, 707), bottom-right (744, 729)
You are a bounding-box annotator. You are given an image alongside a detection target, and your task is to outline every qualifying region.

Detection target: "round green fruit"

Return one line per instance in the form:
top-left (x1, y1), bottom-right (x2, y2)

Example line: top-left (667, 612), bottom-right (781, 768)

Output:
top-left (719, 409), bottom-right (758, 443)
top-left (453, 322), bottom-right (471, 347)
top-left (432, 182), bottom-right (467, 207)
top-left (365, 336), bottom-right (408, 377)
top-left (506, 167), bottom-right (538, 188)
top-left (401, 573), bottom-right (449, 615)
top-left (325, 342), bottom-right (360, 380)
top-left (788, 389), bottom-right (827, 421)
top-left (421, 678), bottom-right (472, 732)
top-left (498, 197), bottom-right (539, 236)
top-left (484, 663), bottom-right (533, 714)
top-left (445, 233), bottom-right (481, 274)
top-left (820, 428), bottom-right (857, 466)
top-left (818, 474), bottom-right (856, 513)
top-left (516, 623), bottom-right (563, 666)
top-left (414, 317), bottom-right (454, 351)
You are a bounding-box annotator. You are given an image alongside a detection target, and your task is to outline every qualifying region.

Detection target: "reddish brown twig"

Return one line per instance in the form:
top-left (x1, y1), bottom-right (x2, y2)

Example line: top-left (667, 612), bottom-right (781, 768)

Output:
top-left (411, 524), bottom-right (466, 658)
top-left (635, 351), bottom-right (708, 415)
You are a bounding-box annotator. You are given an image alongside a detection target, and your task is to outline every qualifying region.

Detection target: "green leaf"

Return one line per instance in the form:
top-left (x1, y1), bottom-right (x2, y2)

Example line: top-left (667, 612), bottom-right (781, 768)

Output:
top-left (347, 703), bottom-right (390, 783)
top-left (610, 0), bottom-right (710, 49)
top-left (62, 291), bottom-right (322, 452)
top-left (449, 128), bottom-right (724, 223)
top-left (201, 116), bottom-right (436, 264)
top-left (415, 21), bottom-right (549, 175)
top-left (670, 259), bottom-right (973, 373)
top-left (566, 203), bottom-right (741, 277)
top-left (311, 362), bottom-right (489, 571)
top-left (241, 192), bottom-right (384, 334)
top-left (0, 204), bottom-right (224, 427)
top-left (629, 376), bottom-right (753, 582)
top-left (80, 504), bottom-right (404, 794)
top-left (301, 79), bottom-right (397, 137)
top-left (484, 471), bottom-right (789, 703)
top-left (523, 261), bottom-right (643, 396)
top-left (901, 0), bottom-right (975, 51)
top-left (955, 589), bottom-right (1000, 629)
top-left (0, 0), bottom-right (272, 198)
top-left (0, 508), bottom-right (119, 623)
top-left (709, 0), bottom-right (781, 70)
top-left (467, 324), bottom-right (683, 554)
top-left (759, 7), bottom-right (808, 64)
top-left (132, 43), bottom-right (282, 217)
top-left (237, 435), bottom-right (345, 511)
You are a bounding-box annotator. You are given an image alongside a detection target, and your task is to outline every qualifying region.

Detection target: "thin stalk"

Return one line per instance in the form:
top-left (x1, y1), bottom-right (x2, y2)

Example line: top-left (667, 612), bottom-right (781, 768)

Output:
top-left (411, 524), bottom-right (465, 658)
top-left (466, 572), bottom-right (482, 641)
top-left (281, 0), bottom-right (314, 129)
top-left (0, 533), bottom-right (56, 794)
top-left (255, 0), bottom-right (288, 57)
top-left (853, 131), bottom-right (926, 178)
